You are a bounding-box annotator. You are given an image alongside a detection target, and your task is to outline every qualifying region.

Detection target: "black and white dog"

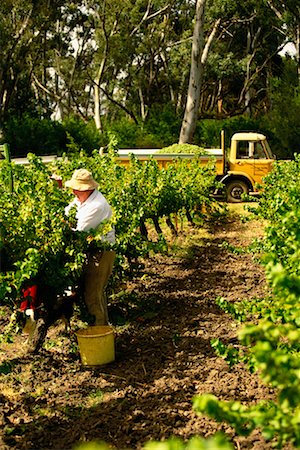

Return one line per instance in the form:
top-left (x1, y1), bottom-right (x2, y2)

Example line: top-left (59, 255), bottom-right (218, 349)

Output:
top-left (21, 285), bottom-right (82, 353)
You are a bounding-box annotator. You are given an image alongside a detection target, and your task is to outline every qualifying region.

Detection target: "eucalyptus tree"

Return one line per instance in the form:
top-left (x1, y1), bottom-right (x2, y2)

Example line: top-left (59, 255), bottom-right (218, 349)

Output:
top-left (87, 0), bottom-right (196, 130)
top-left (266, 0), bottom-right (300, 78)
top-left (0, 0), bottom-right (39, 125)
top-left (0, 0), bottom-right (102, 125)
top-left (179, 0), bottom-right (205, 143)
top-left (0, 0), bottom-right (74, 125)
top-left (179, 0), bottom-right (286, 143)
top-left (230, 0), bottom-right (284, 115)
top-left (29, 0), bottom-right (95, 121)
top-left (27, 0), bottom-right (194, 130)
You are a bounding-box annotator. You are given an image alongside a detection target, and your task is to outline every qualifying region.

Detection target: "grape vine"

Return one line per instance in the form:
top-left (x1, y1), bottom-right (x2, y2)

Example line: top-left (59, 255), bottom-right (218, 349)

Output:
top-left (194, 156), bottom-right (300, 448)
top-left (0, 149), bottom-right (224, 310)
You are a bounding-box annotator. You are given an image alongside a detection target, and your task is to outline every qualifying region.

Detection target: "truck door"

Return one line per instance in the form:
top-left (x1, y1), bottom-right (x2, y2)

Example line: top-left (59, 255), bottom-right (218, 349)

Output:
top-left (234, 140), bottom-right (273, 186)
top-left (233, 140), bottom-right (255, 180)
top-left (252, 141), bottom-right (274, 184)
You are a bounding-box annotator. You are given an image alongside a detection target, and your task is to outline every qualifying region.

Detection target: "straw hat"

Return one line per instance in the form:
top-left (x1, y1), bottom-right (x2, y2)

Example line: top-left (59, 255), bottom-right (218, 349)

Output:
top-left (65, 169), bottom-right (99, 191)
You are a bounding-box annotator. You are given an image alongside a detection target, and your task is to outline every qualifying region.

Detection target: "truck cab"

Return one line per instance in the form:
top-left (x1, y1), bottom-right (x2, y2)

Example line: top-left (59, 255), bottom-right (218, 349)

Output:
top-left (222, 132), bottom-right (275, 202)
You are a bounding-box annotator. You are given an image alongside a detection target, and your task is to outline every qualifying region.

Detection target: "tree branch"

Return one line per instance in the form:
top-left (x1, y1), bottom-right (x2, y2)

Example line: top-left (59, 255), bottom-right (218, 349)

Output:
top-left (31, 73), bottom-right (62, 102)
top-left (201, 18), bottom-right (221, 65)
top-left (97, 83), bottom-right (139, 124)
top-left (130, 3), bottom-right (170, 36)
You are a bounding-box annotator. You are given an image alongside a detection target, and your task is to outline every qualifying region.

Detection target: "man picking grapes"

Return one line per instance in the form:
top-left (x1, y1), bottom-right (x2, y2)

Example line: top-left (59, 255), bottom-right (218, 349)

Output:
top-left (65, 168), bottom-right (116, 326)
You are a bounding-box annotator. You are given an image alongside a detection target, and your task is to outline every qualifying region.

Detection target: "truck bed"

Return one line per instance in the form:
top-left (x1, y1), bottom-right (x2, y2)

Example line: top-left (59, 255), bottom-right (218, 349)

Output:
top-left (116, 148), bottom-right (224, 174)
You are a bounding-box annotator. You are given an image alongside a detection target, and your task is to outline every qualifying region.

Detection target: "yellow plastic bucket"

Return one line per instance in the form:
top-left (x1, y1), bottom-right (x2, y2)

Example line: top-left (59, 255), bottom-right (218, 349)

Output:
top-left (76, 325), bottom-right (115, 367)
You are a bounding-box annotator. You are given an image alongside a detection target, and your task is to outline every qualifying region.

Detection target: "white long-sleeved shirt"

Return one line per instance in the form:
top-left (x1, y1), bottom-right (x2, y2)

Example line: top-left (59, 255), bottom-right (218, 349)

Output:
top-left (65, 189), bottom-right (115, 244)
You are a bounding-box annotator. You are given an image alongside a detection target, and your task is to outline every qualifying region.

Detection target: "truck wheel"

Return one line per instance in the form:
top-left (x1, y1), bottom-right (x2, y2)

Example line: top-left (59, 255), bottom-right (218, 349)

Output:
top-left (226, 180), bottom-right (249, 203)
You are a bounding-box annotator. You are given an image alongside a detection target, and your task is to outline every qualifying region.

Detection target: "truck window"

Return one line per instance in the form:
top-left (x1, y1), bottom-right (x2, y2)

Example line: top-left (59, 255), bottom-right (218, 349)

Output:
top-left (253, 142), bottom-right (266, 159)
top-left (236, 141), bottom-right (249, 159)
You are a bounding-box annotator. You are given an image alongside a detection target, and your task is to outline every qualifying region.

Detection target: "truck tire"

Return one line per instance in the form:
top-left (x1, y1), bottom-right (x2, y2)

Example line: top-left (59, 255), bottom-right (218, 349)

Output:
top-left (226, 180), bottom-right (249, 203)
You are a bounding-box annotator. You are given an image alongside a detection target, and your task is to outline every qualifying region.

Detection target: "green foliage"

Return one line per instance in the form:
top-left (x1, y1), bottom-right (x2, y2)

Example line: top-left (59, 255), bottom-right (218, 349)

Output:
top-left (4, 116), bottom-right (67, 157)
top-left (1, 111), bottom-right (296, 161)
top-left (195, 155), bottom-right (300, 448)
top-left (143, 106), bottom-right (182, 147)
top-left (193, 394), bottom-right (285, 441)
top-left (144, 434), bottom-right (234, 450)
top-left (63, 117), bottom-right (104, 155)
top-left (74, 434), bottom-right (234, 450)
top-left (0, 361), bottom-right (13, 375)
top-left (104, 106), bottom-right (182, 149)
top-left (105, 118), bottom-right (143, 148)
top-left (253, 155), bottom-right (300, 277)
top-left (0, 0), bottom-right (299, 161)
top-left (0, 155), bottom-right (92, 304)
top-left (263, 58), bottom-right (300, 158)
top-left (104, 118), bottom-right (163, 149)
top-left (210, 338), bottom-right (241, 368)
top-left (74, 443), bottom-right (108, 450)
top-left (194, 116), bottom-right (270, 150)
top-left (194, 120), bottom-right (226, 148)
top-left (0, 150), bottom-right (221, 308)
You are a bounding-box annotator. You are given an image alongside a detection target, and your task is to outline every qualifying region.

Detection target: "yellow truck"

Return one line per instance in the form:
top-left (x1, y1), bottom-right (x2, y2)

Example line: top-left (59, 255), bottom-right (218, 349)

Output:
top-left (116, 131), bottom-right (276, 202)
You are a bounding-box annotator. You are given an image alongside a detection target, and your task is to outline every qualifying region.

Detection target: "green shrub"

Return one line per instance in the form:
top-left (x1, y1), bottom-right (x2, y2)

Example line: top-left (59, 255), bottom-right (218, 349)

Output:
top-left (143, 105), bottom-right (181, 146)
top-left (4, 107), bottom-right (294, 160)
top-left (4, 116), bottom-right (67, 157)
top-left (263, 67), bottom-right (300, 159)
top-left (63, 117), bottom-right (103, 154)
top-left (105, 107), bottom-right (181, 149)
top-left (104, 118), bottom-right (140, 148)
top-left (194, 117), bottom-right (268, 149)
top-left (194, 119), bottom-right (225, 147)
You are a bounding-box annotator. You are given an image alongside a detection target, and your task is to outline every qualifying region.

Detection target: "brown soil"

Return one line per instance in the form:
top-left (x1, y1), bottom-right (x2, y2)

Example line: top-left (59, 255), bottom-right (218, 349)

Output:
top-left (0, 205), bottom-right (286, 450)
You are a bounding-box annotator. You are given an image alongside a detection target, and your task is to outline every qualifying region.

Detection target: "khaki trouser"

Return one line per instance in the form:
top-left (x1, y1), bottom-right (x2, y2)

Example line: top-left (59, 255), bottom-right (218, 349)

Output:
top-left (84, 250), bottom-right (116, 325)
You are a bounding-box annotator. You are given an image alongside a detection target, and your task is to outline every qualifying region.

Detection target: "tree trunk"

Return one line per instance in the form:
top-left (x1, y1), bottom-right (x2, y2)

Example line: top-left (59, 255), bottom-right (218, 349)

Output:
top-left (297, 23), bottom-right (300, 81)
top-left (152, 216), bottom-right (163, 235)
top-left (139, 219), bottom-right (148, 239)
top-left (238, 24), bottom-right (261, 115)
top-left (138, 86), bottom-right (148, 121)
top-left (94, 81), bottom-right (102, 132)
top-left (179, 0), bottom-right (206, 144)
top-left (94, 57), bottom-right (106, 132)
top-left (166, 215), bottom-right (177, 236)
